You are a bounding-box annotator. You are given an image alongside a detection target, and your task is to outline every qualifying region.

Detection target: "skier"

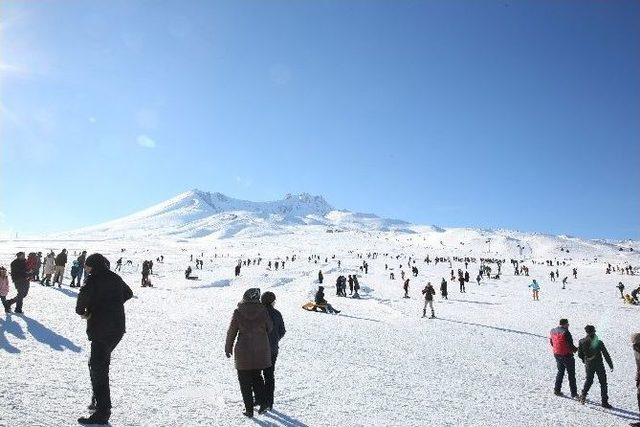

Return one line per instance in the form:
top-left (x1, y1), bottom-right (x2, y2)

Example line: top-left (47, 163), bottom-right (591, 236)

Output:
top-left (440, 278), bottom-right (448, 300)
top-left (225, 288), bottom-right (272, 418)
top-left (550, 319), bottom-right (579, 398)
top-left (403, 279), bottom-right (410, 298)
top-left (422, 282), bottom-right (436, 318)
top-left (529, 279), bottom-right (540, 301)
top-left (261, 291), bottom-right (286, 411)
top-left (577, 325), bottom-right (613, 408)
top-left (6, 252), bottom-right (29, 314)
top-left (76, 253), bottom-right (133, 425)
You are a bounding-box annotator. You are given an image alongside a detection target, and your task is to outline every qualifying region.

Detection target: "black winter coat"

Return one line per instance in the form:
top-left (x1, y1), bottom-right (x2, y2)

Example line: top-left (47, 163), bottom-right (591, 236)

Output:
top-left (76, 269), bottom-right (133, 341)
top-left (10, 258), bottom-right (28, 282)
top-left (315, 289), bottom-right (327, 305)
top-left (266, 306), bottom-right (286, 358)
top-left (578, 336), bottom-right (613, 369)
top-left (55, 252), bottom-right (67, 266)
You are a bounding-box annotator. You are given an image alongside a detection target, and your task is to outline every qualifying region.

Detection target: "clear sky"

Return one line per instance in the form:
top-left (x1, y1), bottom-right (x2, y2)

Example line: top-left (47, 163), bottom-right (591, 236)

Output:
top-left (1, 0), bottom-right (638, 239)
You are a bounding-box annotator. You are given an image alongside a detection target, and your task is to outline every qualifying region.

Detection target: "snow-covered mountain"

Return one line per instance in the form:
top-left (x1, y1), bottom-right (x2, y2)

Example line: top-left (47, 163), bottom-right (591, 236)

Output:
top-left (57, 189), bottom-right (414, 239)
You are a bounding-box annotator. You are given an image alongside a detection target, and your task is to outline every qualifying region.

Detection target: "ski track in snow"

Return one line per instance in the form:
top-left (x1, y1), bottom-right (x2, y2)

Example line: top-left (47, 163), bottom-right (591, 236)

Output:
top-left (0, 231), bottom-right (639, 426)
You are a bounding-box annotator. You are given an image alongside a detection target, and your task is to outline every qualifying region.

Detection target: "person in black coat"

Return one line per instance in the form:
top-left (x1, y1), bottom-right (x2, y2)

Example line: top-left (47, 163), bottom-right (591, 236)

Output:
top-left (6, 252), bottom-right (29, 313)
top-left (76, 253), bottom-right (133, 425)
top-left (260, 292), bottom-right (286, 410)
top-left (578, 325), bottom-right (613, 408)
top-left (314, 286), bottom-right (340, 314)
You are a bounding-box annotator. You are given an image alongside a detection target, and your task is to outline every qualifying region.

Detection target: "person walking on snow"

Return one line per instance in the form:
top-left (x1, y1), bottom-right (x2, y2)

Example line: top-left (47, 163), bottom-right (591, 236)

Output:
top-left (53, 249), bottom-right (68, 287)
top-left (577, 325), bottom-right (613, 408)
top-left (403, 279), bottom-right (410, 298)
top-left (422, 282), bottom-right (436, 318)
top-left (529, 279), bottom-right (540, 301)
top-left (550, 319), bottom-right (579, 398)
top-left (260, 291), bottom-right (286, 411)
top-left (617, 282), bottom-right (625, 299)
top-left (6, 252), bottom-right (30, 314)
top-left (226, 288), bottom-right (273, 418)
top-left (0, 266), bottom-right (9, 313)
top-left (76, 253), bottom-right (133, 425)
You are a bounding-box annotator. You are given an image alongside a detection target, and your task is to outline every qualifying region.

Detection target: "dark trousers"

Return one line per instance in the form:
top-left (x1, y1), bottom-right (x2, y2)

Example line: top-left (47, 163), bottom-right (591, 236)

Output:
top-left (237, 369), bottom-right (265, 412)
top-left (581, 364), bottom-right (608, 402)
top-left (7, 280), bottom-right (29, 311)
top-left (262, 355), bottom-right (278, 408)
top-left (89, 335), bottom-right (123, 414)
top-left (554, 355), bottom-right (577, 396)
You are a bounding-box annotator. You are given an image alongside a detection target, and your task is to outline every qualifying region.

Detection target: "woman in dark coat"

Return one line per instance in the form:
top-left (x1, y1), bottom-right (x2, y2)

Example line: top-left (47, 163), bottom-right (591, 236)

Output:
top-left (226, 288), bottom-right (273, 417)
top-left (261, 291), bottom-right (286, 410)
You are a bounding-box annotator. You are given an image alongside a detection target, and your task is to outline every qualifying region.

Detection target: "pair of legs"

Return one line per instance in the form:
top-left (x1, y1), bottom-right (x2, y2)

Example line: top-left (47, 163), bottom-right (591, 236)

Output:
top-left (532, 290), bottom-right (539, 300)
top-left (5, 281), bottom-right (30, 313)
top-left (261, 355), bottom-right (278, 409)
top-left (554, 355), bottom-right (578, 396)
top-left (53, 265), bottom-right (65, 285)
top-left (86, 335), bottom-right (123, 421)
top-left (423, 300), bottom-right (434, 318)
top-left (581, 364), bottom-right (608, 404)
top-left (238, 369), bottom-right (266, 416)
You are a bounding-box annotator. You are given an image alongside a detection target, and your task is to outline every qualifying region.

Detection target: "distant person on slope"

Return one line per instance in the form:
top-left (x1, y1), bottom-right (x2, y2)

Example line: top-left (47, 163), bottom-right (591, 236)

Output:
top-left (261, 291), bottom-right (286, 411)
top-left (6, 252), bottom-right (30, 314)
top-left (577, 325), bottom-right (613, 408)
top-left (422, 282), bottom-right (436, 318)
top-left (617, 282), bottom-right (625, 299)
top-left (528, 280), bottom-right (540, 301)
top-left (318, 270), bottom-right (323, 284)
top-left (53, 249), bottom-right (68, 287)
top-left (550, 319), bottom-right (579, 398)
top-left (403, 279), bottom-right (410, 298)
top-left (440, 278), bottom-right (448, 300)
top-left (225, 288), bottom-right (273, 417)
top-left (76, 253), bottom-right (133, 425)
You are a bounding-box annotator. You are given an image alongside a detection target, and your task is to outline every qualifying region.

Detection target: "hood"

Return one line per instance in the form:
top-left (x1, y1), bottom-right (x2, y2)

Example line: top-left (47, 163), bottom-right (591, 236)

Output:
top-left (236, 302), bottom-right (265, 321)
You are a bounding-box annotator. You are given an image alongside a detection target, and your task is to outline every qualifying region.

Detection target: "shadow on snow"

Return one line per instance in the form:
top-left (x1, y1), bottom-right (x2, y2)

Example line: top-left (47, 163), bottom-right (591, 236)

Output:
top-left (436, 317), bottom-right (546, 339)
top-left (1, 314), bottom-right (82, 353)
top-left (0, 314), bottom-right (26, 353)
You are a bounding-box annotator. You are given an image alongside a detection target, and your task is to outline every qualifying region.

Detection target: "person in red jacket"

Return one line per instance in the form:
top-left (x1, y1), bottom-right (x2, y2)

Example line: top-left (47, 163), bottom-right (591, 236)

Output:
top-left (550, 318), bottom-right (579, 398)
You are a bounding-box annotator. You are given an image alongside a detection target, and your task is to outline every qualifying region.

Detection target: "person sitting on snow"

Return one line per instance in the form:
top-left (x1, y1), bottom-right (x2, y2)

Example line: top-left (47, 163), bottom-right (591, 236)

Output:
top-left (315, 286), bottom-right (340, 314)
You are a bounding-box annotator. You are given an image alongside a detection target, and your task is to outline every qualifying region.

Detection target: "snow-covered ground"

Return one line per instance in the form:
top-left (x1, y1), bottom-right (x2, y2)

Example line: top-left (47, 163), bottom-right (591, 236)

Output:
top-left (1, 229), bottom-right (639, 426)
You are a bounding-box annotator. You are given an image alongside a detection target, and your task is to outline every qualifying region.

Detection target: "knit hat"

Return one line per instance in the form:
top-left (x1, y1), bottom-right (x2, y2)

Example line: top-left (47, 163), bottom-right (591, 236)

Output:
top-left (242, 288), bottom-right (261, 303)
top-left (261, 291), bottom-right (276, 306)
top-left (84, 253), bottom-right (111, 271)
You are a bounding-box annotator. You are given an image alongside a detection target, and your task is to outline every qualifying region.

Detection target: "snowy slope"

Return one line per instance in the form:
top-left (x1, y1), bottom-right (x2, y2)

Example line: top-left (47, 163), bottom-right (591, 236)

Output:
top-left (1, 231), bottom-right (639, 427)
top-left (54, 190), bottom-right (413, 239)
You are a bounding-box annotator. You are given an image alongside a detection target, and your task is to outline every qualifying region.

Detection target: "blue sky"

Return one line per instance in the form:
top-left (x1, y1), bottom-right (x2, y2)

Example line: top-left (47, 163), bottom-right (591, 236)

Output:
top-left (1, 0), bottom-right (638, 239)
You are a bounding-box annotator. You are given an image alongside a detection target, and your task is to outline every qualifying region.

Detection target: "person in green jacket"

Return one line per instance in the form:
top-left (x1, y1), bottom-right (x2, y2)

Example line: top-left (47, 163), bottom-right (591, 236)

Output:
top-left (578, 325), bottom-right (613, 408)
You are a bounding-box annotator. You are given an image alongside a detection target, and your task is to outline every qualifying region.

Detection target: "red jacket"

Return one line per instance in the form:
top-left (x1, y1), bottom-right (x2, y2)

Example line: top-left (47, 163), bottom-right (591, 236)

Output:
top-left (550, 326), bottom-right (577, 356)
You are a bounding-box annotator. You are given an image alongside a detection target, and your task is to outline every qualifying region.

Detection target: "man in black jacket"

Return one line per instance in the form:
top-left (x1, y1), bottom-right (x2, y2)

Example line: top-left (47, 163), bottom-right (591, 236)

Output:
top-left (578, 325), bottom-right (613, 408)
top-left (260, 291), bottom-right (286, 410)
top-left (6, 252), bottom-right (29, 313)
top-left (76, 253), bottom-right (133, 425)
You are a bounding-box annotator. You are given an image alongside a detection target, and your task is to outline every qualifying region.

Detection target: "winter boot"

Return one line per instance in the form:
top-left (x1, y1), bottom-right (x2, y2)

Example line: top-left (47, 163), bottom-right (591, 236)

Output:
top-left (579, 395), bottom-right (586, 404)
top-left (601, 401), bottom-right (612, 409)
top-left (78, 410), bottom-right (110, 425)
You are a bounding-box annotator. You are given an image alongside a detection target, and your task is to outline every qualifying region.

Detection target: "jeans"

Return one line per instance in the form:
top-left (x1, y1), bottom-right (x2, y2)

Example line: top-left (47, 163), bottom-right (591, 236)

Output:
top-left (237, 369), bottom-right (266, 412)
top-left (581, 363), bottom-right (608, 403)
top-left (89, 335), bottom-right (123, 414)
top-left (7, 280), bottom-right (29, 311)
top-left (554, 355), bottom-right (577, 396)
